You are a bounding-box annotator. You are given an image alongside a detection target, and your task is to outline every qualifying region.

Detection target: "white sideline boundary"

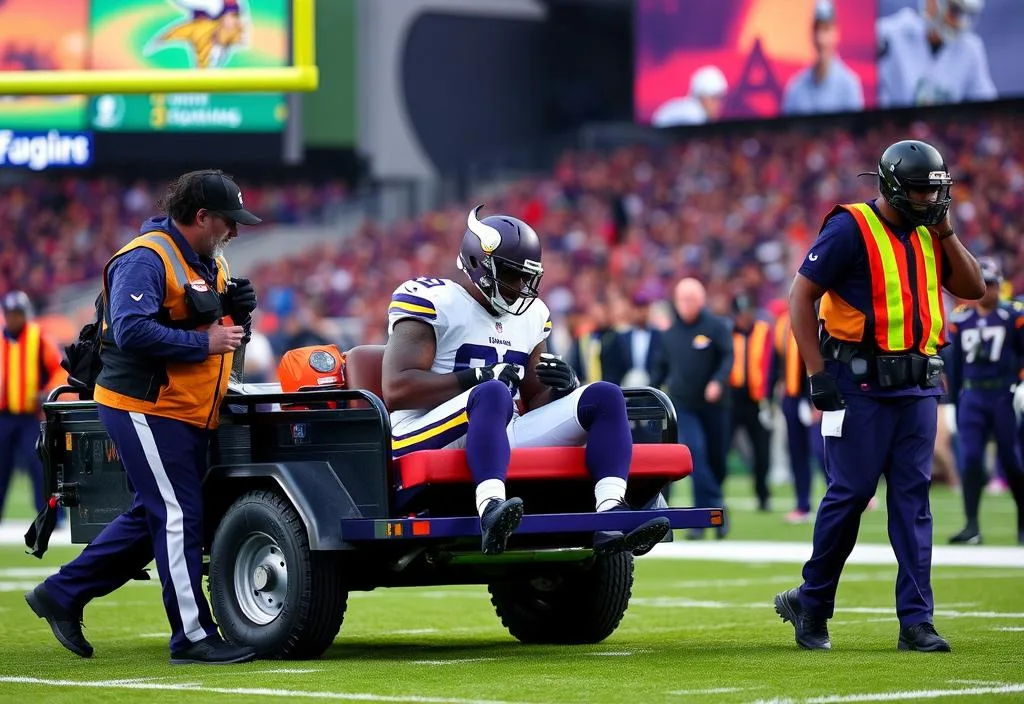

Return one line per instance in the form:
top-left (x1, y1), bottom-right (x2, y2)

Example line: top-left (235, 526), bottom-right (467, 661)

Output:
top-left (645, 540), bottom-right (1024, 568)
top-left (0, 677), bottom-right (522, 704)
top-left (3, 523), bottom-right (1022, 569)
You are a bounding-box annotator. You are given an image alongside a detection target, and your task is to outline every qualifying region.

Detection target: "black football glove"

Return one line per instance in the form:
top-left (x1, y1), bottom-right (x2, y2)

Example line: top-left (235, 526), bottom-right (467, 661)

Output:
top-left (536, 353), bottom-right (580, 396)
top-left (223, 277), bottom-right (257, 323)
top-left (456, 363), bottom-right (525, 395)
top-left (809, 372), bottom-right (845, 412)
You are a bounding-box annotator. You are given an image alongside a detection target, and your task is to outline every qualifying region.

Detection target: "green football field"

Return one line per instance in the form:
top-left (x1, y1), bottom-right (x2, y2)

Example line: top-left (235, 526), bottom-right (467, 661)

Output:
top-left (0, 473), bottom-right (1021, 704)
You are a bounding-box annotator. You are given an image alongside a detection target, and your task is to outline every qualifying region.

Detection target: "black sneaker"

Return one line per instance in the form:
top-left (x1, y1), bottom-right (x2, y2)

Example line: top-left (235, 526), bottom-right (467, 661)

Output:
top-left (170, 635), bottom-right (256, 665)
top-left (480, 497), bottom-right (524, 555)
top-left (948, 526), bottom-right (982, 545)
top-left (774, 587), bottom-right (831, 650)
top-left (25, 585), bottom-right (93, 658)
top-left (898, 622), bottom-right (950, 652)
top-left (594, 501), bottom-right (671, 557)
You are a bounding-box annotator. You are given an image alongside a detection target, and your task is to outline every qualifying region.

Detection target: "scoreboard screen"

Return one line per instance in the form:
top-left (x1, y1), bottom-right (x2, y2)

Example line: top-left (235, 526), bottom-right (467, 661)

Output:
top-left (0, 0), bottom-right (289, 137)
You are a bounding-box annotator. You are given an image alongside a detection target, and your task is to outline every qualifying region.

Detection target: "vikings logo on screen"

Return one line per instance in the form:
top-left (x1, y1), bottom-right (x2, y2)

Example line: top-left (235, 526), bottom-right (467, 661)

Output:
top-left (153, 0), bottom-right (249, 69)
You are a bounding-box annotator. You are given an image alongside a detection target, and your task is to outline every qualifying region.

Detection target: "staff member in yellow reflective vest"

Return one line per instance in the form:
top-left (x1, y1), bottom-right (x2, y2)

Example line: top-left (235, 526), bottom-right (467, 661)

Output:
top-left (27, 170), bottom-right (260, 665)
top-left (0, 291), bottom-right (63, 521)
top-left (728, 292), bottom-right (774, 512)
top-left (774, 140), bottom-right (985, 652)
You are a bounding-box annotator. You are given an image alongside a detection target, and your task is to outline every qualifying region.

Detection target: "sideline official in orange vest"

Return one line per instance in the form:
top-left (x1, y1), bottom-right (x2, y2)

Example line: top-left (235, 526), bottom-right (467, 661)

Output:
top-left (727, 292), bottom-right (774, 512)
top-left (774, 140), bottom-right (985, 653)
top-left (0, 291), bottom-right (63, 521)
top-left (27, 170), bottom-right (261, 666)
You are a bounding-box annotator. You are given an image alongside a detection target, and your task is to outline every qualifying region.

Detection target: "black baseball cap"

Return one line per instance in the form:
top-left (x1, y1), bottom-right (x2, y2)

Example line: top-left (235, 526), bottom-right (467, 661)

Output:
top-left (201, 173), bottom-right (262, 226)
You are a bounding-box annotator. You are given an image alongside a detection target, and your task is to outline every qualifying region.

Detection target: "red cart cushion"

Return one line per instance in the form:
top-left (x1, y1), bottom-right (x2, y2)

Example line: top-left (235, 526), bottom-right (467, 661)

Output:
top-left (396, 444), bottom-right (691, 489)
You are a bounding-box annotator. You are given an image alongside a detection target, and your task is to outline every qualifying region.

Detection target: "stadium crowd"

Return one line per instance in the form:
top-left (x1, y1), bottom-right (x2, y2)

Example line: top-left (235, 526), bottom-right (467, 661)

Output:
top-left (0, 175), bottom-right (351, 312)
top-left (3, 110), bottom-right (1023, 363)
top-left (244, 111), bottom-right (1024, 355)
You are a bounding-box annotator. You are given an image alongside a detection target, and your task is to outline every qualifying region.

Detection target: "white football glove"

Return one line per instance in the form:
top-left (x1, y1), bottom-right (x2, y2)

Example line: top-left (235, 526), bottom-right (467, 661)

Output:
top-left (1013, 383), bottom-right (1024, 422)
top-left (473, 363), bottom-right (525, 395)
top-left (941, 403), bottom-right (957, 435)
top-left (798, 399), bottom-right (813, 427)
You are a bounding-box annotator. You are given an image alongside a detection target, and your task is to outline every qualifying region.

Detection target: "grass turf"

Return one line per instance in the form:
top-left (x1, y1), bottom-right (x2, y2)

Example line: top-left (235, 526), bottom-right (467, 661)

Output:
top-left (0, 472), bottom-right (1021, 703)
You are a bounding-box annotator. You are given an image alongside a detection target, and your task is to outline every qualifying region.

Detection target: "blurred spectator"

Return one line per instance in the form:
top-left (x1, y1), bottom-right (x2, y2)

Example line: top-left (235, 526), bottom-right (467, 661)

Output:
top-left (0, 174), bottom-right (349, 312)
top-left (650, 278), bottom-right (733, 536)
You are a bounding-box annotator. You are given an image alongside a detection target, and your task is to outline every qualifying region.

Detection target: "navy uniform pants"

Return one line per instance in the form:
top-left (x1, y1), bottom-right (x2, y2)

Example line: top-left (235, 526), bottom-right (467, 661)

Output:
top-left (0, 412), bottom-right (47, 519)
top-left (799, 394), bottom-right (937, 628)
top-left (781, 396), bottom-right (825, 513)
top-left (43, 406), bottom-right (217, 652)
top-left (959, 388), bottom-right (1024, 528)
top-left (672, 399), bottom-right (730, 509)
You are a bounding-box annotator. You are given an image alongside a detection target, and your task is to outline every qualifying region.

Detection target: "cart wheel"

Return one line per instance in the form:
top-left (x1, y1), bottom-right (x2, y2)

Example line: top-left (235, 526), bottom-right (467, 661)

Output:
top-left (489, 552), bottom-right (634, 644)
top-left (210, 489), bottom-right (347, 659)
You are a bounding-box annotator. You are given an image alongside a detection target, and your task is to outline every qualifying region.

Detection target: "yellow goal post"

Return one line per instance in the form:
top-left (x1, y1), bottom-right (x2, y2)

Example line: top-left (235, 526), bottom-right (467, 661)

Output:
top-left (0, 0), bottom-right (317, 95)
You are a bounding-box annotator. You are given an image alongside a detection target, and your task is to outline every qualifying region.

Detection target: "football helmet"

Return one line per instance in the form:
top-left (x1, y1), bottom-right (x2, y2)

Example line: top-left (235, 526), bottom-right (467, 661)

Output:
top-left (458, 205), bottom-right (543, 316)
top-left (978, 256), bottom-right (1002, 284)
top-left (877, 140), bottom-right (953, 227)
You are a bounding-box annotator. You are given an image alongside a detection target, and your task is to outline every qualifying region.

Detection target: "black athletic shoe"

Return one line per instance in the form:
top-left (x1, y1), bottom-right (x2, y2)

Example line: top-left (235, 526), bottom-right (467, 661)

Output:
top-left (170, 635), bottom-right (256, 665)
top-left (774, 587), bottom-right (831, 650)
top-left (480, 497), bottom-right (524, 555)
top-left (948, 526), bottom-right (982, 545)
top-left (898, 622), bottom-right (951, 652)
top-left (25, 585), bottom-right (93, 658)
top-left (594, 501), bottom-right (671, 556)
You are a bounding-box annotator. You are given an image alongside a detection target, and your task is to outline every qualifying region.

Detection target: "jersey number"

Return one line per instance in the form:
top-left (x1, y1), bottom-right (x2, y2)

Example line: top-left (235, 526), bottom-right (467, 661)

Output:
top-left (962, 326), bottom-right (1005, 363)
top-left (454, 343), bottom-right (530, 371)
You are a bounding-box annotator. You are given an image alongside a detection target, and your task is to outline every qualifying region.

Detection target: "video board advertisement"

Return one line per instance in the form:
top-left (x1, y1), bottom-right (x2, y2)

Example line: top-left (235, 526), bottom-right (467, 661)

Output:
top-left (0, 0), bottom-right (91, 131)
top-left (87, 0), bottom-right (290, 132)
top-left (636, 0), bottom-right (1023, 128)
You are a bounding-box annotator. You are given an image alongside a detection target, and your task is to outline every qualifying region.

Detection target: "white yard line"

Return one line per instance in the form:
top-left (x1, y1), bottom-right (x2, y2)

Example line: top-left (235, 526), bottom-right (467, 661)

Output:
top-left (670, 687), bottom-right (759, 696)
top-left (408, 658), bottom-right (498, 666)
top-left (803, 683), bottom-right (1024, 703)
top-left (3, 522), bottom-right (1022, 569)
top-left (630, 597), bottom-right (1024, 619)
top-left (647, 541), bottom-right (1024, 568)
top-left (0, 676), bottom-right (525, 704)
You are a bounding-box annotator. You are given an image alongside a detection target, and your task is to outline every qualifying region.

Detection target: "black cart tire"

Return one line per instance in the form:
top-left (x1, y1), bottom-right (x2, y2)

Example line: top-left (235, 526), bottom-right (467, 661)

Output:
top-left (488, 552), bottom-right (634, 644)
top-left (209, 489), bottom-right (347, 659)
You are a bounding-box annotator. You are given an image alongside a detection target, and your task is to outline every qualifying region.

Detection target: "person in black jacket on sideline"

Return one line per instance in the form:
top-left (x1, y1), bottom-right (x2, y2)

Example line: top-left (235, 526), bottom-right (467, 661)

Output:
top-left (650, 277), bottom-right (733, 538)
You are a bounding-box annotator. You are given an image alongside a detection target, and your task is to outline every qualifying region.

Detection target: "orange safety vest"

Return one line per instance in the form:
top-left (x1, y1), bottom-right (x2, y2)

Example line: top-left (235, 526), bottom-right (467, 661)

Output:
top-left (730, 319), bottom-right (771, 402)
top-left (773, 313), bottom-right (804, 398)
top-left (0, 322), bottom-right (55, 414)
top-left (819, 202), bottom-right (946, 356)
top-left (93, 232), bottom-right (233, 429)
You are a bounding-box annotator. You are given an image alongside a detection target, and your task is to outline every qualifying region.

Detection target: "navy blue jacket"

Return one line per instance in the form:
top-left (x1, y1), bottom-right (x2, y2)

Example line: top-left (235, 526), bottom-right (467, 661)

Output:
top-left (106, 217), bottom-right (219, 363)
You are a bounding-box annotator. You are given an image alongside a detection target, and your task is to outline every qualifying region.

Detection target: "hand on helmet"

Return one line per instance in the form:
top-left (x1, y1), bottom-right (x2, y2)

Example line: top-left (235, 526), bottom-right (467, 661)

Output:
top-left (927, 208), bottom-right (955, 241)
top-left (536, 353), bottom-right (579, 395)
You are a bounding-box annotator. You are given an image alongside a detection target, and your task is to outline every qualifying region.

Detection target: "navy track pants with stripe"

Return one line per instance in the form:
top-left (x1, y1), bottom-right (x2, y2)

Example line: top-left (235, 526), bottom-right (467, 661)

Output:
top-left (44, 406), bottom-right (217, 652)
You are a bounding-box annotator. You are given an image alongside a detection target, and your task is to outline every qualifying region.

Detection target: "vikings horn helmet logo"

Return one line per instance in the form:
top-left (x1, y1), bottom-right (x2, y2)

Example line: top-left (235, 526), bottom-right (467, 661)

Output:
top-left (154, 0), bottom-right (248, 69)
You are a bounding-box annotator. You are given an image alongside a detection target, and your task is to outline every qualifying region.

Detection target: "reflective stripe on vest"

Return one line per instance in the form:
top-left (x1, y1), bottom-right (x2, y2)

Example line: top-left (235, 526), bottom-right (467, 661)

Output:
top-left (845, 203), bottom-right (945, 355)
top-left (730, 320), bottom-right (771, 401)
top-left (1, 322), bottom-right (42, 414)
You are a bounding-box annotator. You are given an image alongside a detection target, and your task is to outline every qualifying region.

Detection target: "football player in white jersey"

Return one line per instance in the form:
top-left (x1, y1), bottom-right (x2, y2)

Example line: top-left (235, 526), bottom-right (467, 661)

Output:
top-left (382, 206), bottom-right (671, 556)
